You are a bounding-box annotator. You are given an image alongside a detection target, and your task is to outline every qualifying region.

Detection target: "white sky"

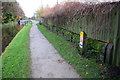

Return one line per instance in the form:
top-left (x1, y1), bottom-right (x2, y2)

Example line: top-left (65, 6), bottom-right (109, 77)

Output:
top-left (16, 0), bottom-right (65, 17)
top-left (16, 0), bottom-right (120, 17)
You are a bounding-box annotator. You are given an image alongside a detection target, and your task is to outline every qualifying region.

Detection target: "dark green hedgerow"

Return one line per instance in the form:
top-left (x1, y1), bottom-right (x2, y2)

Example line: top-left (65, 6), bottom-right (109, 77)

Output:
top-left (2, 22), bottom-right (22, 52)
top-left (44, 24), bottom-right (105, 59)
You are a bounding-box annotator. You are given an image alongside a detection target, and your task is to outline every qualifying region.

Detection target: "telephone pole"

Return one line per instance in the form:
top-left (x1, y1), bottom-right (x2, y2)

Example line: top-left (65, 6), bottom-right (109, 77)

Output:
top-left (57, 0), bottom-right (58, 5)
top-left (41, 0), bottom-right (43, 8)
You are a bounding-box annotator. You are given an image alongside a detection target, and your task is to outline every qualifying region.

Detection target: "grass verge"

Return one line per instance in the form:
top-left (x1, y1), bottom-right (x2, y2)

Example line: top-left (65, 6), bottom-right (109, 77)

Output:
top-left (2, 23), bottom-right (32, 78)
top-left (37, 24), bottom-right (104, 78)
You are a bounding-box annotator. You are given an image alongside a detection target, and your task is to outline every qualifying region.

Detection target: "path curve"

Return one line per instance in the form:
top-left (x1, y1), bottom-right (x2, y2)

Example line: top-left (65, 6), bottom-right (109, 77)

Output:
top-left (30, 21), bottom-right (80, 78)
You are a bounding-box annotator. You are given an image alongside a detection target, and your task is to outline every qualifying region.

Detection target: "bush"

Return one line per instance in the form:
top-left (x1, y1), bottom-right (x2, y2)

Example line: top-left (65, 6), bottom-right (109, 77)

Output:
top-left (2, 22), bottom-right (23, 52)
top-left (2, 13), bottom-right (16, 24)
top-left (85, 38), bottom-right (105, 59)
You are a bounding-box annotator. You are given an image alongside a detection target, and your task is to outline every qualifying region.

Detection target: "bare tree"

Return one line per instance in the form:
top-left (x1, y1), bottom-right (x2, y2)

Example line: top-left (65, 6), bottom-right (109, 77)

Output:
top-left (2, 1), bottom-right (25, 18)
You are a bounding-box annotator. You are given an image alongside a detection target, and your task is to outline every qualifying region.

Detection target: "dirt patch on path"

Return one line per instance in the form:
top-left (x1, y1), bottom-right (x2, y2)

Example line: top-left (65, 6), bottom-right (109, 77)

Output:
top-left (29, 21), bottom-right (80, 78)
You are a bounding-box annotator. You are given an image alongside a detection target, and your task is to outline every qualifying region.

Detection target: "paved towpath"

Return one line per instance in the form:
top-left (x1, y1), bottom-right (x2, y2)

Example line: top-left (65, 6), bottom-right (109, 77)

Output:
top-left (30, 21), bottom-right (80, 78)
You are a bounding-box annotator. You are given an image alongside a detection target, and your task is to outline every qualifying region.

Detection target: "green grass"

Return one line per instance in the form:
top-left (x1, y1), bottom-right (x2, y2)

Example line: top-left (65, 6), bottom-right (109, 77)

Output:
top-left (37, 24), bottom-right (104, 78)
top-left (2, 23), bottom-right (32, 78)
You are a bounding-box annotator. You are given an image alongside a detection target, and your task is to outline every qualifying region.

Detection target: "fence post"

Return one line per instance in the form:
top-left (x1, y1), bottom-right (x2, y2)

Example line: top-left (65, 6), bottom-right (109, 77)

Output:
top-left (104, 43), bottom-right (113, 64)
top-left (112, 6), bottom-right (120, 66)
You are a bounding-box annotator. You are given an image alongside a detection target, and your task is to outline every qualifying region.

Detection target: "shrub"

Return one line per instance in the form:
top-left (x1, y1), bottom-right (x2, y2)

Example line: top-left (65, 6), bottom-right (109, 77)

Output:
top-left (2, 22), bottom-right (23, 52)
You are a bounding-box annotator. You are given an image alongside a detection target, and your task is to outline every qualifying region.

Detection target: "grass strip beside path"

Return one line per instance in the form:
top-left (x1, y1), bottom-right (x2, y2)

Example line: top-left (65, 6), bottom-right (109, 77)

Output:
top-left (2, 23), bottom-right (32, 78)
top-left (37, 24), bottom-right (104, 78)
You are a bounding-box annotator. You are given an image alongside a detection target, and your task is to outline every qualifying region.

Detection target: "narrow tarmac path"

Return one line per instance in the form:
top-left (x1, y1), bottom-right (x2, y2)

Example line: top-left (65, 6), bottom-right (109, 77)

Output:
top-left (30, 21), bottom-right (80, 78)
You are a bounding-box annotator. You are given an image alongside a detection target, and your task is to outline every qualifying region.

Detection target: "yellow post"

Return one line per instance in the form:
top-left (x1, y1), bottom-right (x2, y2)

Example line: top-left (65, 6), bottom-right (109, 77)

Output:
top-left (79, 31), bottom-right (87, 55)
top-left (79, 32), bottom-right (84, 48)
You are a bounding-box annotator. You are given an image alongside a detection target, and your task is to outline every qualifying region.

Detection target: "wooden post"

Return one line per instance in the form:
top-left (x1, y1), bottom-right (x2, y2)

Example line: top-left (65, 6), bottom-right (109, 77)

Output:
top-left (104, 43), bottom-right (113, 64)
top-left (112, 5), bottom-right (120, 66)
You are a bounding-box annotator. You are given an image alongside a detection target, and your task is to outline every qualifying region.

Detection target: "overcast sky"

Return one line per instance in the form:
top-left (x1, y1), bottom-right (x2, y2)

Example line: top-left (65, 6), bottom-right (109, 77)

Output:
top-left (16, 0), bottom-right (120, 17)
top-left (16, 0), bottom-right (66, 17)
